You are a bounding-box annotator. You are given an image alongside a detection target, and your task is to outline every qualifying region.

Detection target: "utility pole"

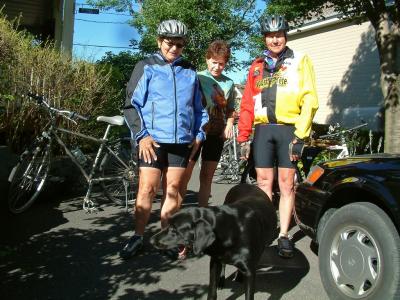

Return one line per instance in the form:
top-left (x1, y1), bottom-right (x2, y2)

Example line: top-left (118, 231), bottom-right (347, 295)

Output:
top-left (61, 0), bottom-right (75, 57)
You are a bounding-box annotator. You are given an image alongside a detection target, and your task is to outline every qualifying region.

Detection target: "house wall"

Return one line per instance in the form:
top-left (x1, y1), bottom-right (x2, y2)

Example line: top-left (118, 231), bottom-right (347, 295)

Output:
top-left (287, 20), bottom-right (383, 131)
top-left (1, 0), bottom-right (55, 37)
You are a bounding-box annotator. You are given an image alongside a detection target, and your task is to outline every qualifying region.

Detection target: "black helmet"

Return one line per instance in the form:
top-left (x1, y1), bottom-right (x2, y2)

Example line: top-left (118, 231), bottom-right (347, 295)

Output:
top-left (261, 15), bottom-right (289, 35)
top-left (157, 20), bottom-right (188, 39)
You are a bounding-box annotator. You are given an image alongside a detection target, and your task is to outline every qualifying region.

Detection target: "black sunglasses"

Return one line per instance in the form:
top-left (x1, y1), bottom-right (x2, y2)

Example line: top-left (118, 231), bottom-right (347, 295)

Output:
top-left (163, 40), bottom-right (185, 49)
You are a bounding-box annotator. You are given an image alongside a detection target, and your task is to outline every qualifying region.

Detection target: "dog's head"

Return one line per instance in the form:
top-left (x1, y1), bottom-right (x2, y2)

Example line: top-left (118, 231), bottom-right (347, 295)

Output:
top-left (224, 183), bottom-right (269, 204)
top-left (150, 207), bottom-right (216, 255)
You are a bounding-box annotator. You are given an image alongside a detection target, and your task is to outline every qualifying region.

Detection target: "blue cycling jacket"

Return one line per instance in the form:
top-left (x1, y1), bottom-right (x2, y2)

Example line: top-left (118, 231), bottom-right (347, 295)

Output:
top-left (125, 53), bottom-right (208, 144)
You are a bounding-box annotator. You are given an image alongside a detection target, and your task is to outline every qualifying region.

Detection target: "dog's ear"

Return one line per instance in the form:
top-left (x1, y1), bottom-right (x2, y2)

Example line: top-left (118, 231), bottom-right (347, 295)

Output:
top-left (192, 220), bottom-right (215, 255)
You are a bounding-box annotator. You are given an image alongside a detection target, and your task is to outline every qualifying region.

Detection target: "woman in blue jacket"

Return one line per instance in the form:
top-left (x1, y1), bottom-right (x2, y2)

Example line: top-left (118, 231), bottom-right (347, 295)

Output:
top-left (120, 20), bottom-right (209, 260)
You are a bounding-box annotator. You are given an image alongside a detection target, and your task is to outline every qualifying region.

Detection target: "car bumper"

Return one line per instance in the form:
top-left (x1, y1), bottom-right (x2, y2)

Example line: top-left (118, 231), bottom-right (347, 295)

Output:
top-left (295, 184), bottom-right (330, 241)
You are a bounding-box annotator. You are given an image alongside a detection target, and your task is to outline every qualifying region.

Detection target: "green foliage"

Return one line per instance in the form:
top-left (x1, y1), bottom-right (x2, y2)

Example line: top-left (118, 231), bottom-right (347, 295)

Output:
top-left (0, 13), bottom-right (120, 151)
top-left (265, 1), bottom-right (374, 25)
top-left (310, 125), bottom-right (384, 167)
top-left (266, 1), bottom-right (329, 24)
top-left (96, 51), bottom-right (144, 100)
top-left (88, 0), bottom-right (261, 70)
top-left (246, 32), bottom-right (265, 63)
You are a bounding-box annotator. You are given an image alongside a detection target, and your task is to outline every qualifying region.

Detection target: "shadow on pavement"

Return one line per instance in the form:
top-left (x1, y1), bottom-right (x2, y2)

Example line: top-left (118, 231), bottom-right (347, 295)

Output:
top-left (1, 178), bottom-right (312, 300)
top-left (1, 187), bottom-right (213, 300)
top-left (219, 242), bottom-right (310, 300)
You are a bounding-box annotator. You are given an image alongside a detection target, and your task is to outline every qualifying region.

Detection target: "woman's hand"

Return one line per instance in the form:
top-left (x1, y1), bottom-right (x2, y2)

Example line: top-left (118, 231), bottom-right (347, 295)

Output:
top-left (188, 138), bottom-right (202, 161)
top-left (139, 136), bottom-right (160, 163)
top-left (223, 123), bottom-right (233, 140)
top-left (240, 142), bottom-right (251, 160)
top-left (222, 118), bottom-right (235, 139)
top-left (289, 137), bottom-right (305, 162)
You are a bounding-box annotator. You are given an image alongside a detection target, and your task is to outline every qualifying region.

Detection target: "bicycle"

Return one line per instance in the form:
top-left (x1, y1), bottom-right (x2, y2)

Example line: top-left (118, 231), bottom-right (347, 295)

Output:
top-left (314, 123), bottom-right (368, 159)
top-left (7, 93), bottom-right (138, 214)
top-left (213, 123), bottom-right (244, 184)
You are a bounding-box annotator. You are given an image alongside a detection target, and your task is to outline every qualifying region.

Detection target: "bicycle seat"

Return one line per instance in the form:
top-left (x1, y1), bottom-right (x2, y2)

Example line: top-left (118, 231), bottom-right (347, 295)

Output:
top-left (96, 115), bottom-right (125, 126)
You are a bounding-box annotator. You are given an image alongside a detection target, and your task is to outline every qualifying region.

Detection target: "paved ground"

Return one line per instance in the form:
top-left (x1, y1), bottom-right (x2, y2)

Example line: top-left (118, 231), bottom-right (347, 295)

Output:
top-left (1, 154), bottom-right (329, 300)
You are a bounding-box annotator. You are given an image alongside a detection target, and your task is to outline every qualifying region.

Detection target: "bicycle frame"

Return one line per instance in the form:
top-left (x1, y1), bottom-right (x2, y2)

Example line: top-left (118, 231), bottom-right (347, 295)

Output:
top-left (52, 125), bottom-right (128, 182)
top-left (44, 117), bottom-right (130, 211)
top-left (232, 124), bottom-right (238, 161)
top-left (325, 144), bottom-right (349, 159)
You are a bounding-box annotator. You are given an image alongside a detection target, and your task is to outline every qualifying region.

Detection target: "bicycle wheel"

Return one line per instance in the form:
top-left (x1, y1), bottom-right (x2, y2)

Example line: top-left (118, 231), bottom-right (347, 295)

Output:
top-left (214, 140), bottom-right (239, 183)
top-left (240, 158), bottom-right (257, 184)
top-left (100, 143), bottom-right (138, 206)
top-left (8, 139), bottom-right (51, 213)
top-left (214, 140), bottom-right (231, 176)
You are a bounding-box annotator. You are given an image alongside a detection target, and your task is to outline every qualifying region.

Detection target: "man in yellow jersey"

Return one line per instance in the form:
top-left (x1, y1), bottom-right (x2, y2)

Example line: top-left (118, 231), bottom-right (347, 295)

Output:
top-left (238, 15), bottom-right (318, 258)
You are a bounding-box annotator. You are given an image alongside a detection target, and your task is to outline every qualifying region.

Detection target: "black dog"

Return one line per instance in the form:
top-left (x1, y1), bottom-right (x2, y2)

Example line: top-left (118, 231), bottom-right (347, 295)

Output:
top-left (150, 183), bottom-right (277, 300)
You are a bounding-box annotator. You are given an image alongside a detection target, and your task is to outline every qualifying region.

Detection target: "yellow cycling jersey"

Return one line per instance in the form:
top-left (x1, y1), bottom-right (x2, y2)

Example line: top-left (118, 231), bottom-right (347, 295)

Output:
top-left (238, 47), bottom-right (319, 142)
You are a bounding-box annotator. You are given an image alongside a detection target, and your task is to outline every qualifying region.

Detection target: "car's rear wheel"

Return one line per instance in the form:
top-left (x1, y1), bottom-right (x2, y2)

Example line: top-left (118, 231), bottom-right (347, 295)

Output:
top-left (319, 202), bottom-right (400, 299)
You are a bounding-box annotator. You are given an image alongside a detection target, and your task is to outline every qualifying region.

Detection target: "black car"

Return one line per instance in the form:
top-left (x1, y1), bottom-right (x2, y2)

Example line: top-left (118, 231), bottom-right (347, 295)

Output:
top-left (295, 154), bottom-right (400, 300)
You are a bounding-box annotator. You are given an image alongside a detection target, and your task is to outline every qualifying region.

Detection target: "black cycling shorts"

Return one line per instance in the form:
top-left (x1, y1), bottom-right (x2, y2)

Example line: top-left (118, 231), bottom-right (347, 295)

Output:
top-left (192, 134), bottom-right (224, 162)
top-left (138, 143), bottom-right (191, 170)
top-left (253, 124), bottom-right (296, 169)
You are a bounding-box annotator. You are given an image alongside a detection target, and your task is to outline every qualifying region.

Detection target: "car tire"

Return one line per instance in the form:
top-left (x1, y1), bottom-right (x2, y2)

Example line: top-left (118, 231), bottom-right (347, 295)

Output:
top-left (316, 208), bottom-right (337, 244)
top-left (319, 202), bottom-right (400, 300)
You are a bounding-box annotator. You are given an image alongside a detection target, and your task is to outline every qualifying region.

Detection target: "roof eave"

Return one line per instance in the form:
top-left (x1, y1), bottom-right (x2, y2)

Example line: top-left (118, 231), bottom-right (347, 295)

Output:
top-left (288, 14), bottom-right (346, 36)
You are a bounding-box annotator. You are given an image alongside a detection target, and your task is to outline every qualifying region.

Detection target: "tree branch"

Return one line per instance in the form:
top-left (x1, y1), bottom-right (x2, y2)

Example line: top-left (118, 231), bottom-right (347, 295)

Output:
top-left (239, 0), bottom-right (257, 20)
top-left (362, 0), bottom-right (379, 28)
top-left (229, 0), bottom-right (257, 38)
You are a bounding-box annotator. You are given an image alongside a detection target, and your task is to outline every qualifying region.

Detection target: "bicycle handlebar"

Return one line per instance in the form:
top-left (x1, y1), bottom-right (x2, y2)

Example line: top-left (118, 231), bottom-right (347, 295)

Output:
top-left (27, 92), bottom-right (90, 122)
top-left (27, 92), bottom-right (44, 103)
top-left (319, 123), bottom-right (368, 139)
top-left (69, 111), bottom-right (90, 121)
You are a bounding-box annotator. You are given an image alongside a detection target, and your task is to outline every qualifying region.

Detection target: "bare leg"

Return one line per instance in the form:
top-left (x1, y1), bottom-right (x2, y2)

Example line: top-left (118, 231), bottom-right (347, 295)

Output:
top-left (179, 160), bottom-right (196, 205)
top-left (198, 160), bottom-right (218, 207)
top-left (278, 167), bottom-right (296, 235)
top-left (160, 167), bottom-right (186, 229)
top-left (160, 170), bottom-right (166, 208)
top-left (134, 167), bottom-right (161, 235)
top-left (255, 167), bottom-right (274, 201)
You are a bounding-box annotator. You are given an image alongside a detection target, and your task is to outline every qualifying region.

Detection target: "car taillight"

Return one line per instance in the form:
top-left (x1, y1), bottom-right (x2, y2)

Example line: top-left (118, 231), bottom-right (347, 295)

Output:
top-left (305, 165), bottom-right (325, 185)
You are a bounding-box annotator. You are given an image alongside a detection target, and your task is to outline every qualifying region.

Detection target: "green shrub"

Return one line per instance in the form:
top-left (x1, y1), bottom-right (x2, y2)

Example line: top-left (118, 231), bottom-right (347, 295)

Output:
top-left (310, 123), bottom-right (384, 167)
top-left (0, 13), bottom-right (121, 152)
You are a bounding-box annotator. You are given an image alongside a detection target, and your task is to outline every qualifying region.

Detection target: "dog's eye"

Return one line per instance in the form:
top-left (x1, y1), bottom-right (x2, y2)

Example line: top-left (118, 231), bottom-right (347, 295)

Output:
top-left (169, 226), bottom-right (185, 238)
top-left (169, 226), bottom-right (179, 235)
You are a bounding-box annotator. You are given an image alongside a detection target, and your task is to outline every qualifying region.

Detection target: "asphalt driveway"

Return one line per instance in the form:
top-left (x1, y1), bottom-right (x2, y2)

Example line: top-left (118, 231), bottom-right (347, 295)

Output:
top-left (1, 155), bottom-right (328, 299)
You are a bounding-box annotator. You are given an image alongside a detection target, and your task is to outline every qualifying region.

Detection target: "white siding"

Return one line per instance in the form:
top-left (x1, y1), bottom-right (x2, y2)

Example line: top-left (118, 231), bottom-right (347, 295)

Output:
top-left (288, 20), bottom-right (383, 129)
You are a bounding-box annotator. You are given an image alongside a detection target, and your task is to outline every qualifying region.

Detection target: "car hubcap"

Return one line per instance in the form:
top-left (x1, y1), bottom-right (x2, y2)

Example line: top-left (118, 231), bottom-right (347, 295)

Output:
top-left (330, 226), bottom-right (381, 298)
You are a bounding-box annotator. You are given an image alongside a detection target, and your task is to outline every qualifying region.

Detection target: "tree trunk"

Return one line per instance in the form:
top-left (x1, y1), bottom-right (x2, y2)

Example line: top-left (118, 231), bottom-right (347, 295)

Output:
top-left (375, 13), bottom-right (400, 153)
top-left (384, 102), bottom-right (400, 153)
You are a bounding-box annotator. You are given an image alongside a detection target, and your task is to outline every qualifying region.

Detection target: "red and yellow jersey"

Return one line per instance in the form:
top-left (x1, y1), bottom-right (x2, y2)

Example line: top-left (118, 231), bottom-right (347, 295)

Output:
top-left (237, 47), bottom-right (319, 142)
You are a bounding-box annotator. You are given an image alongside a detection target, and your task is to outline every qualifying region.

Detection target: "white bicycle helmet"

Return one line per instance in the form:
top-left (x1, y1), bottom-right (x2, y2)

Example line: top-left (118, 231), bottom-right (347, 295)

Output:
top-left (157, 20), bottom-right (188, 39)
top-left (261, 15), bottom-right (289, 35)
